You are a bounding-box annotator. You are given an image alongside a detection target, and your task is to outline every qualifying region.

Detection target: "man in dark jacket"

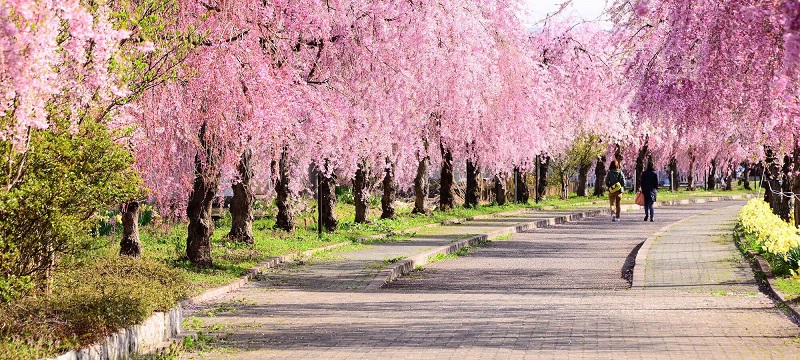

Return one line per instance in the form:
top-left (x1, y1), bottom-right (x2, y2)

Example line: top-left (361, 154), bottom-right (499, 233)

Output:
top-left (641, 161), bottom-right (659, 221)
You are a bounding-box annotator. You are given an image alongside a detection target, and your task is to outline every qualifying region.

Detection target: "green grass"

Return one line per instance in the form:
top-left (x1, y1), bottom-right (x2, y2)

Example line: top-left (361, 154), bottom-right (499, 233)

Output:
top-left (774, 277), bottom-right (800, 301)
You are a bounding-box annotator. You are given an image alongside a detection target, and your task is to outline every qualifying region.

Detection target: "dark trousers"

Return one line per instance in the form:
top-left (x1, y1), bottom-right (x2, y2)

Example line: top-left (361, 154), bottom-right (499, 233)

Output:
top-left (644, 199), bottom-right (654, 219)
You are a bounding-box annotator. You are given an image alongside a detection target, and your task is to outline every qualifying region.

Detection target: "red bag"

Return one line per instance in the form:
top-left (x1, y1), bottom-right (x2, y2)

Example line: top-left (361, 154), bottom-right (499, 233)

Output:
top-left (635, 191), bottom-right (645, 206)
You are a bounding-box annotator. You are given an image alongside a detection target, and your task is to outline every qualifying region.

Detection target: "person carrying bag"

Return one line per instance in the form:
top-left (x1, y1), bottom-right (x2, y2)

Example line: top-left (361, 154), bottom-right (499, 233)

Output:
top-left (605, 160), bottom-right (625, 222)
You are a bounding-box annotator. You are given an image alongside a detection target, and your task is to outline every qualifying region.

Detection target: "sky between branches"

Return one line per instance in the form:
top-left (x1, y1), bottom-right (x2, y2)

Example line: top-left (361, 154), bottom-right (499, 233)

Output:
top-left (522, 0), bottom-right (610, 25)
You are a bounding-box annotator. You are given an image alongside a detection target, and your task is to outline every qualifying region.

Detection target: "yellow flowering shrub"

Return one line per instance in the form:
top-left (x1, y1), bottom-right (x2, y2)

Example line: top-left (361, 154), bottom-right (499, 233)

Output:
top-left (738, 199), bottom-right (800, 266)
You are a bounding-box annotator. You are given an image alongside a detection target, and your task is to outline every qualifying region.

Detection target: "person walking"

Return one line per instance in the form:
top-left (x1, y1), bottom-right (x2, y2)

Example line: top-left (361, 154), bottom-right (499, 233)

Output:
top-left (605, 160), bottom-right (625, 222)
top-left (641, 161), bottom-right (659, 221)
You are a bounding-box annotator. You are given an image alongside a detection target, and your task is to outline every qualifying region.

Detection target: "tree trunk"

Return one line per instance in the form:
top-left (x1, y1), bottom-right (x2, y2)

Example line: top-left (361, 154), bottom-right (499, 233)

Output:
top-left (274, 147), bottom-right (294, 232)
top-left (186, 122), bottom-right (220, 268)
top-left (763, 147), bottom-right (783, 219)
top-left (576, 162), bottom-right (591, 197)
top-left (723, 162), bottom-right (734, 191)
top-left (413, 156), bottom-right (430, 214)
top-left (494, 174), bottom-right (507, 205)
top-left (593, 156), bottom-right (607, 196)
top-left (465, 160), bottom-right (480, 208)
top-left (669, 156), bottom-right (678, 192)
top-left (318, 164), bottom-right (338, 232)
top-left (560, 173), bottom-right (569, 200)
top-left (227, 149), bottom-right (254, 244)
top-left (706, 158), bottom-right (717, 190)
top-left (793, 144), bottom-right (800, 227)
top-left (536, 156), bottom-right (550, 202)
top-left (353, 162), bottom-right (370, 223)
top-left (514, 167), bottom-right (529, 203)
top-left (635, 140), bottom-right (649, 191)
top-left (439, 144), bottom-right (455, 211)
top-left (381, 161), bottom-right (396, 219)
top-left (687, 148), bottom-right (696, 191)
top-left (778, 154), bottom-right (793, 221)
top-left (119, 201), bottom-right (141, 257)
top-left (742, 160), bottom-right (751, 190)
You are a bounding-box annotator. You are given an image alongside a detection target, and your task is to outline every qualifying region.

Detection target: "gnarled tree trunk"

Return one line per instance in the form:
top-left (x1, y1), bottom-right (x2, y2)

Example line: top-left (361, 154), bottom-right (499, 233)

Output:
top-left (318, 164), bottom-right (338, 232)
top-left (668, 156), bottom-right (678, 192)
top-left (576, 163), bottom-right (591, 197)
top-left (635, 140), bottom-right (649, 192)
top-left (687, 148), bottom-right (696, 191)
top-left (778, 154), bottom-right (793, 221)
top-left (593, 156), bottom-right (607, 196)
top-left (119, 201), bottom-right (141, 257)
top-left (723, 161), bottom-right (734, 191)
top-left (381, 161), bottom-right (396, 219)
top-left (793, 144), bottom-right (800, 227)
top-left (536, 156), bottom-right (550, 202)
top-left (706, 158), bottom-right (717, 190)
top-left (742, 160), bottom-right (752, 190)
top-left (186, 122), bottom-right (220, 268)
top-left (465, 160), bottom-right (480, 208)
top-left (353, 162), bottom-right (370, 223)
top-left (274, 147), bottom-right (294, 232)
top-left (514, 167), bottom-right (529, 203)
top-left (493, 174), bottom-right (507, 205)
top-left (413, 155), bottom-right (430, 214)
top-left (439, 144), bottom-right (455, 211)
top-left (227, 149), bottom-right (254, 244)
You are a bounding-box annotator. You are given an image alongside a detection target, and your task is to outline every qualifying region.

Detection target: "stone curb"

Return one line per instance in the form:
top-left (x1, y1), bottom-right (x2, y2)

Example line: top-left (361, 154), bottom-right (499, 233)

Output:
top-left (743, 250), bottom-right (800, 321)
top-left (631, 194), bottom-right (754, 290)
top-left (356, 209), bottom-right (530, 243)
top-left (44, 241), bottom-right (351, 360)
top-left (367, 209), bottom-right (606, 289)
top-left (182, 241), bottom-right (351, 306)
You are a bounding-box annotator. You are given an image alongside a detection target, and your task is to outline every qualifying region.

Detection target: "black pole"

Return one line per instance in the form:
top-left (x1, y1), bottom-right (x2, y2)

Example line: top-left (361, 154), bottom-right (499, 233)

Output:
top-left (535, 155), bottom-right (540, 203)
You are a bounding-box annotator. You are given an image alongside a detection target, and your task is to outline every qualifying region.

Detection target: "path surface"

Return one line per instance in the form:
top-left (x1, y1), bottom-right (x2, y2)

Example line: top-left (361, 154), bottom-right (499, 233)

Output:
top-left (183, 201), bottom-right (800, 359)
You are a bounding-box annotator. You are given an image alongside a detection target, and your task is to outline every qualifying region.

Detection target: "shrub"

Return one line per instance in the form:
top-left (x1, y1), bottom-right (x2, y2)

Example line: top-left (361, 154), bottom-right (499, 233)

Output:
top-left (0, 256), bottom-right (187, 358)
top-left (0, 120), bottom-right (145, 296)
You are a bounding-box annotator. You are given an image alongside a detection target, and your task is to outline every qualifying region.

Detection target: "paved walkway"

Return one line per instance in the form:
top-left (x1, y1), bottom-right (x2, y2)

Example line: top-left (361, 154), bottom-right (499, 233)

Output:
top-left (182, 201), bottom-right (800, 359)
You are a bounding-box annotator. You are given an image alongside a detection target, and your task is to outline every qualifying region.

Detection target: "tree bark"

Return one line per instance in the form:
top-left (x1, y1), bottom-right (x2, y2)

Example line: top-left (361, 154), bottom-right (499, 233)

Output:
top-left (493, 174), bottom-right (507, 205)
top-left (465, 160), bottom-right (480, 208)
top-left (439, 144), bottom-right (455, 211)
top-left (763, 147), bottom-right (791, 220)
top-left (186, 122), bottom-right (220, 268)
top-left (514, 167), bottom-right (529, 203)
top-left (778, 154), bottom-right (793, 221)
top-left (119, 201), bottom-right (141, 257)
top-left (793, 144), bottom-right (800, 227)
top-left (576, 162), bottom-right (591, 197)
top-left (706, 158), bottom-right (717, 190)
top-left (353, 162), bottom-right (370, 223)
top-left (635, 140), bottom-right (649, 191)
top-left (413, 155), bottom-right (430, 214)
top-left (669, 156), bottom-right (678, 191)
top-left (593, 156), bottom-right (607, 196)
top-left (274, 147), bottom-right (294, 232)
top-left (318, 164), bottom-right (338, 232)
top-left (687, 148), bottom-right (696, 191)
top-left (559, 173), bottom-right (569, 200)
top-left (380, 161), bottom-right (396, 219)
top-left (227, 149), bottom-right (254, 244)
top-left (536, 156), bottom-right (550, 202)
top-left (742, 160), bottom-right (752, 190)
top-left (723, 162), bottom-right (734, 191)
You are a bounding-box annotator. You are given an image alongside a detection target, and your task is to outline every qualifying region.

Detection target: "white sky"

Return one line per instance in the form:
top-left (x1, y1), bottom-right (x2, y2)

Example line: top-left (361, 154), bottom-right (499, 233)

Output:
top-left (520, 0), bottom-right (611, 26)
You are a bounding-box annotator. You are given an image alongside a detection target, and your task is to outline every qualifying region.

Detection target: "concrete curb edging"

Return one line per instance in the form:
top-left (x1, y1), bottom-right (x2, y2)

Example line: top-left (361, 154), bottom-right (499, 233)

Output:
top-left (631, 194), bottom-right (754, 290)
top-left (367, 209), bottom-right (606, 289)
top-left (356, 209), bottom-right (530, 243)
top-left (183, 241), bottom-right (351, 306)
top-left (742, 250), bottom-right (800, 321)
top-left (44, 241), bottom-right (350, 360)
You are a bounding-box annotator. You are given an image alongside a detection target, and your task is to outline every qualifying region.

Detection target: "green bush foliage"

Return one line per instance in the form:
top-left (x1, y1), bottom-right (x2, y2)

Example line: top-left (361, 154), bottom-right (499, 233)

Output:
top-left (0, 120), bottom-right (145, 300)
top-left (0, 256), bottom-right (187, 358)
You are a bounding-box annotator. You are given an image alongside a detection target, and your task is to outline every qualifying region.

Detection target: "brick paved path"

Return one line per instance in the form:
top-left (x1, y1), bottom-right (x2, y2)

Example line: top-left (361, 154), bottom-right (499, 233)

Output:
top-left (183, 201), bottom-right (800, 359)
